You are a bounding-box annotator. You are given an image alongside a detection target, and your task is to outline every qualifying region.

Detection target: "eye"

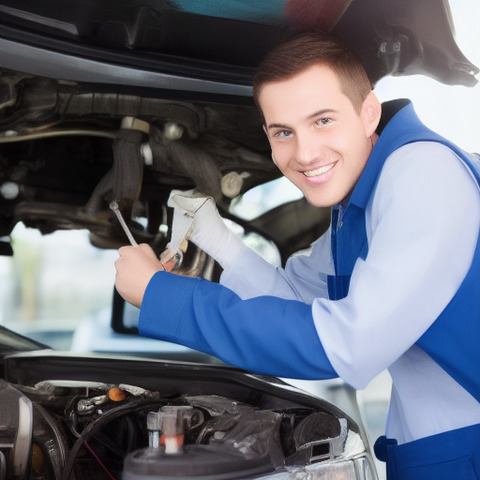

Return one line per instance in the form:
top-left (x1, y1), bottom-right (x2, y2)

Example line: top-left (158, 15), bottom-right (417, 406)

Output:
top-left (273, 130), bottom-right (293, 139)
top-left (316, 117), bottom-right (332, 126)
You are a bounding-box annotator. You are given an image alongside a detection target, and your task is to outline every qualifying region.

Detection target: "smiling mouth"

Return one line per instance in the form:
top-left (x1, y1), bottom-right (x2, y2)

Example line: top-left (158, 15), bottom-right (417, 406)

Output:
top-left (302, 163), bottom-right (335, 177)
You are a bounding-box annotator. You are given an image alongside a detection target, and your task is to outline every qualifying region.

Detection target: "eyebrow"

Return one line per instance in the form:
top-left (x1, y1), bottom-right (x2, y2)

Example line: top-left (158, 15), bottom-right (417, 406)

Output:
top-left (266, 108), bottom-right (338, 131)
top-left (308, 108), bottom-right (337, 119)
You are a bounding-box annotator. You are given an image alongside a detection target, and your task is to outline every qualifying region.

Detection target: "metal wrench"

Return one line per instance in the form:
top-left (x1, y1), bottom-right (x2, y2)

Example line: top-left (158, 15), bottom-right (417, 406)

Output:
top-left (110, 201), bottom-right (171, 271)
top-left (109, 201), bottom-right (138, 247)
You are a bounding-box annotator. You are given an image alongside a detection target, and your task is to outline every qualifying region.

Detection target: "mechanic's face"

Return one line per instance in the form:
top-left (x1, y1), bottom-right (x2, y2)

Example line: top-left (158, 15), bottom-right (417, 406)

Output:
top-left (259, 64), bottom-right (381, 207)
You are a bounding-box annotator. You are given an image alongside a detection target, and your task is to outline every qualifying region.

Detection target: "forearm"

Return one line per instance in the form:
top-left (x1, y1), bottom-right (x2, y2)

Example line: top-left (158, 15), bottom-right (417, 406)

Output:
top-left (139, 270), bottom-right (337, 380)
top-left (221, 243), bottom-right (330, 302)
top-left (220, 249), bottom-right (302, 300)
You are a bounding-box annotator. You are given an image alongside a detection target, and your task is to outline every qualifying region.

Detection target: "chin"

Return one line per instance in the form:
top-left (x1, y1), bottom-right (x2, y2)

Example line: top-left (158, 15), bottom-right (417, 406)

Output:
top-left (303, 190), bottom-right (341, 208)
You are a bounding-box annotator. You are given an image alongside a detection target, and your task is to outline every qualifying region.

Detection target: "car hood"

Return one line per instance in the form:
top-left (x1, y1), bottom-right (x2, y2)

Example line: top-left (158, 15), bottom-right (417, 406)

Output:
top-left (0, 0), bottom-right (477, 90)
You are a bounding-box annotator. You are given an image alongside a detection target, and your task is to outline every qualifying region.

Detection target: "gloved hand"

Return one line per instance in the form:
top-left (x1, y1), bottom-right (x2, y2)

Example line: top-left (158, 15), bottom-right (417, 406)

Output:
top-left (167, 189), bottom-right (247, 269)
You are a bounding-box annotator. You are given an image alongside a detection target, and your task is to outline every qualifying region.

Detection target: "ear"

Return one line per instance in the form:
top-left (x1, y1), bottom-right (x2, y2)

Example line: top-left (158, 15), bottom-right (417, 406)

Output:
top-left (361, 91), bottom-right (382, 138)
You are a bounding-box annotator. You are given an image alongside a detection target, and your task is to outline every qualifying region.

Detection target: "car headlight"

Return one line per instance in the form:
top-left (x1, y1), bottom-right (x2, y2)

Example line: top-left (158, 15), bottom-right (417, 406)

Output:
top-left (252, 455), bottom-right (377, 480)
top-left (250, 420), bottom-right (378, 480)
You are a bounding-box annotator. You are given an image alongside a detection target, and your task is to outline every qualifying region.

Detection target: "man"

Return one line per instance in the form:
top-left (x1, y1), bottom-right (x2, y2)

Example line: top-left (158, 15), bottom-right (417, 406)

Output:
top-left (115, 31), bottom-right (480, 479)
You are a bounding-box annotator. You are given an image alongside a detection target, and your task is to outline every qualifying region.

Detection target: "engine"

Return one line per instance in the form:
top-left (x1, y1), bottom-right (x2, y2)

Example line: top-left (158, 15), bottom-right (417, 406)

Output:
top-left (0, 377), bottom-right (372, 480)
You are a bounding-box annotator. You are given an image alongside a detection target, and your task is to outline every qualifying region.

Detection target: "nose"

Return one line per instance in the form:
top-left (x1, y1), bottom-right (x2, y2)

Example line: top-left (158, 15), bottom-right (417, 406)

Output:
top-left (295, 130), bottom-right (322, 166)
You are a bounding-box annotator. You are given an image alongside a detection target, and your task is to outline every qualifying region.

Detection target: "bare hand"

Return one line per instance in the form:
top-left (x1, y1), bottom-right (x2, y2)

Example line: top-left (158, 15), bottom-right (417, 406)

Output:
top-left (114, 243), bottom-right (164, 308)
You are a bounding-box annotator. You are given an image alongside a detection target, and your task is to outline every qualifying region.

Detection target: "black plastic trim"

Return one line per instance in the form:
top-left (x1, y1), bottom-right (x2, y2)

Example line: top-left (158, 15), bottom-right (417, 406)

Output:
top-left (0, 36), bottom-right (253, 98)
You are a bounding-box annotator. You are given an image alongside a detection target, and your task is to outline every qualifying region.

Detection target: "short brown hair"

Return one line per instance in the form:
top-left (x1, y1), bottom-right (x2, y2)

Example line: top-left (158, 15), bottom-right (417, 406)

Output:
top-left (253, 30), bottom-right (372, 115)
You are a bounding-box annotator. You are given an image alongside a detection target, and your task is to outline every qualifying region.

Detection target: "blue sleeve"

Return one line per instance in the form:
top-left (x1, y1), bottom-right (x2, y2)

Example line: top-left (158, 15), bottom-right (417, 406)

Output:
top-left (138, 271), bottom-right (337, 380)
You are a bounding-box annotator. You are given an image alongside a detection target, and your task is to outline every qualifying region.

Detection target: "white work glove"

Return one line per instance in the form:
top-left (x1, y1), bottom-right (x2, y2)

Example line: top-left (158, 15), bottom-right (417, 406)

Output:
top-left (167, 189), bottom-right (247, 269)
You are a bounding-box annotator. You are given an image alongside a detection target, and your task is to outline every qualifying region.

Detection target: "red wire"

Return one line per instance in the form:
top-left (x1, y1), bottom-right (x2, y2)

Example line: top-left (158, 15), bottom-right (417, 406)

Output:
top-left (83, 440), bottom-right (116, 480)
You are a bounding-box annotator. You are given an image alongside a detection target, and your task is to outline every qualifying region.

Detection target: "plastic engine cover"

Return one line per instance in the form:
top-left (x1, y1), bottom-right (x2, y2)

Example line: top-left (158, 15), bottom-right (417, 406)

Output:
top-left (123, 443), bottom-right (274, 479)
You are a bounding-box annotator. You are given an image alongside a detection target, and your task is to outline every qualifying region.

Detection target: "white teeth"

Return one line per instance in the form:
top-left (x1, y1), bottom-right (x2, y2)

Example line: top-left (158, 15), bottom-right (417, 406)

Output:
top-left (303, 163), bottom-right (335, 177)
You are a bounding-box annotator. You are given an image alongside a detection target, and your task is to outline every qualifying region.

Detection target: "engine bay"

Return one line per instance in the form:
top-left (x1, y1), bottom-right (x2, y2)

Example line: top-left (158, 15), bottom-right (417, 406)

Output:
top-left (0, 351), bottom-right (370, 480)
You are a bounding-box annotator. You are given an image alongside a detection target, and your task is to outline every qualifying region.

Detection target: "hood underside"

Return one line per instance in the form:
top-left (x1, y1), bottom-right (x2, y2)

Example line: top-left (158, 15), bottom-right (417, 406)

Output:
top-left (0, 0), bottom-right (477, 257)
